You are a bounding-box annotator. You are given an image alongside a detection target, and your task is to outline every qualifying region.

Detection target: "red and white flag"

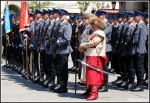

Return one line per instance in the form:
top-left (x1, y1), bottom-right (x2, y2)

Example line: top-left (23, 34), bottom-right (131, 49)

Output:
top-left (19, 1), bottom-right (30, 32)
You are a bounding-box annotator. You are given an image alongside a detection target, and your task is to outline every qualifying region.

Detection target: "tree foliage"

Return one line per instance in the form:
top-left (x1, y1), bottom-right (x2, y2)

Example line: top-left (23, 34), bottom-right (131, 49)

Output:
top-left (29, 1), bottom-right (51, 12)
top-left (76, 1), bottom-right (101, 13)
top-left (76, 1), bottom-right (90, 13)
top-left (93, 2), bottom-right (101, 10)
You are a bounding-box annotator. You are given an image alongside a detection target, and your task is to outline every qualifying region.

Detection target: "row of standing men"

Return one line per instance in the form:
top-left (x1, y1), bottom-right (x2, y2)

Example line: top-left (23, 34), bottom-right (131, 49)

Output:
top-left (2, 8), bottom-right (148, 93)
top-left (3, 8), bottom-right (73, 93)
top-left (69, 10), bottom-right (149, 92)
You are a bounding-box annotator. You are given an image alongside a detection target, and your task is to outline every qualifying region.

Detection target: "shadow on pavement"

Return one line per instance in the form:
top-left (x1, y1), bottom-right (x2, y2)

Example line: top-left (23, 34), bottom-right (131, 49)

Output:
top-left (57, 92), bottom-right (86, 99)
top-left (1, 66), bottom-right (51, 92)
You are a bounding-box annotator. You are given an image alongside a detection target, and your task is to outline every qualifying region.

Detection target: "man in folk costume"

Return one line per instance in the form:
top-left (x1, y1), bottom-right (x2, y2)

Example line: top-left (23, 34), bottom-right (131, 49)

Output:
top-left (79, 16), bottom-right (108, 100)
top-left (79, 12), bottom-right (93, 85)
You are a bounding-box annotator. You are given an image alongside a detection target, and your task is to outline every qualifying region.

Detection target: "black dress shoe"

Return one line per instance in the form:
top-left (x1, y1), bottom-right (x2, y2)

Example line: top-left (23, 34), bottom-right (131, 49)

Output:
top-left (111, 77), bottom-right (123, 85)
top-left (121, 81), bottom-right (129, 88)
top-left (116, 82), bottom-right (123, 87)
top-left (6, 64), bottom-right (10, 68)
top-left (21, 72), bottom-right (27, 78)
top-left (30, 75), bottom-right (33, 81)
top-left (130, 85), bottom-right (144, 92)
top-left (14, 66), bottom-right (19, 72)
top-left (42, 80), bottom-right (50, 88)
top-left (71, 67), bottom-right (76, 72)
top-left (17, 67), bottom-right (23, 74)
top-left (54, 84), bottom-right (60, 90)
top-left (25, 74), bottom-right (30, 80)
top-left (10, 63), bottom-right (14, 68)
top-left (68, 66), bottom-right (74, 71)
top-left (48, 81), bottom-right (55, 90)
top-left (32, 76), bottom-right (40, 83)
top-left (80, 82), bottom-right (86, 86)
top-left (109, 68), bottom-right (115, 73)
top-left (54, 84), bottom-right (68, 93)
top-left (143, 80), bottom-right (148, 87)
top-left (39, 78), bottom-right (45, 86)
top-left (99, 85), bottom-right (108, 92)
top-left (12, 65), bottom-right (17, 70)
top-left (123, 83), bottom-right (134, 90)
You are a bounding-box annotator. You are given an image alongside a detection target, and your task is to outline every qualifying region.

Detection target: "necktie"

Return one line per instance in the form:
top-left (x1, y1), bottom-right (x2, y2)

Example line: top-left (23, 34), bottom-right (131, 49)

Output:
top-left (32, 23), bottom-right (35, 37)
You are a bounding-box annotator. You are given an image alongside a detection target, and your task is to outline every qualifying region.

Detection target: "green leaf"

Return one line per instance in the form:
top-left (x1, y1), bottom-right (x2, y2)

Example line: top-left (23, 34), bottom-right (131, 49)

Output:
top-left (29, 1), bottom-right (51, 12)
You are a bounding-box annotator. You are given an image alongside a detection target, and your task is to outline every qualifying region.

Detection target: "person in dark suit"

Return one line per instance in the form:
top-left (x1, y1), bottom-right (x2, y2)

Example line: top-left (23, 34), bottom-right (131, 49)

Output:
top-left (116, 12), bottom-right (129, 88)
top-left (76, 14), bottom-right (85, 80)
top-left (68, 14), bottom-right (77, 72)
top-left (111, 13), bottom-right (124, 86)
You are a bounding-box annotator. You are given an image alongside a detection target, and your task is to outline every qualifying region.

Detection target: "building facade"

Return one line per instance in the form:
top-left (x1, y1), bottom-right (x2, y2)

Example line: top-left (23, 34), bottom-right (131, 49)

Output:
top-left (119, 1), bottom-right (148, 13)
top-left (1, 1), bottom-right (21, 18)
top-left (96, 1), bottom-right (119, 14)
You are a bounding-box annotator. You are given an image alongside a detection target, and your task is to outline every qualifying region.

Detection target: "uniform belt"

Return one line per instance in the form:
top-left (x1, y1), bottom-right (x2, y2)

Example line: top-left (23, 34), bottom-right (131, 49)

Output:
top-left (115, 41), bottom-right (119, 45)
top-left (30, 37), bottom-right (39, 42)
top-left (120, 40), bottom-right (124, 45)
top-left (131, 42), bottom-right (138, 46)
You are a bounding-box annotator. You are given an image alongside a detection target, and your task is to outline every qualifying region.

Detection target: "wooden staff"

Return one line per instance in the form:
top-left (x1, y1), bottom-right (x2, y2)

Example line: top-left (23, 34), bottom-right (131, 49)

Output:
top-left (26, 38), bottom-right (29, 77)
top-left (5, 1), bottom-right (8, 67)
top-left (5, 39), bottom-right (8, 67)
top-left (74, 27), bottom-right (79, 94)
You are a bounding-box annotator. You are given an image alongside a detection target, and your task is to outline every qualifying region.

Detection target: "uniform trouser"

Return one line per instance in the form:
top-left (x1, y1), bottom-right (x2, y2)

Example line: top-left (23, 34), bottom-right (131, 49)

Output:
top-left (30, 50), bottom-right (39, 72)
top-left (23, 49), bottom-right (31, 72)
top-left (126, 55), bottom-right (135, 81)
top-left (103, 52), bottom-right (111, 81)
top-left (78, 52), bottom-right (84, 79)
top-left (47, 54), bottom-right (56, 78)
top-left (55, 54), bottom-right (69, 82)
top-left (40, 50), bottom-right (49, 75)
top-left (70, 41), bottom-right (75, 66)
top-left (12, 46), bottom-right (18, 62)
top-left (112, 53), bottom-right (121, 75)
top-left (16, 47), bottom-right (23, 64)
top-left (109, 51), bottom-right (113, 69)
top-left (7, 45), bottom-right (12, 62)
top-left (144, 53), bottom-right (148, 80)
top-left (132, 53), bottom-right (145, 84)
top-left (120, 56), bottom-right (128, 79)
top-left (2, 44), bottom-right (6, 56)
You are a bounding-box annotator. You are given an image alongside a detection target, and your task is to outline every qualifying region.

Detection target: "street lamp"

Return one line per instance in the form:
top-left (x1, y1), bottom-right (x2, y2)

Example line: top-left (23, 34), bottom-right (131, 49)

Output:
top-left (111, 2), bottom-right (116, 16)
